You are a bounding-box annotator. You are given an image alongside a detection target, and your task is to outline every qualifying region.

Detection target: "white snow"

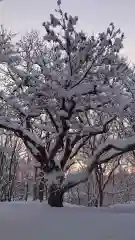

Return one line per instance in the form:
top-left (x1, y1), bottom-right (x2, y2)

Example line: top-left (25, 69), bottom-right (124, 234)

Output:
top-left (67, 83), bottom-right (95, 98)
top-left (0, 201), bottom-right (135, 240)
top-left (57, 110), bottom-right (69, 118)
top-left (45, 170), bottom-right (64, 186)
top-left (63, 170), bottom-right (87, 186)
top-left (90, 135), bottom-right (135, 164)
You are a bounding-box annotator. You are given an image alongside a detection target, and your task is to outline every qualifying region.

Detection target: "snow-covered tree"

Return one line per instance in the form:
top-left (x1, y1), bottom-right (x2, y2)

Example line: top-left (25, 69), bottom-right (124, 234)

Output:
top-left (0, 1), bottom-right (135, 207)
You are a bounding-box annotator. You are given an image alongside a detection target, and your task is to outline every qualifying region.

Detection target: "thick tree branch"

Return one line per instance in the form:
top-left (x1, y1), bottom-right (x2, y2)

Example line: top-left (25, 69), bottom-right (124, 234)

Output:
top-left (45, 108), bottom-right (59, 132)
top-left (60, 137), bottom-right (71, 170)
top-left (70, 136), bottom-right (89, 159)
top-left (49, 99), bottom-right (76, 161)
top-left (0, 119), bottom-right (48, 166)
top-left (63, 135), bottom-right (135, 192)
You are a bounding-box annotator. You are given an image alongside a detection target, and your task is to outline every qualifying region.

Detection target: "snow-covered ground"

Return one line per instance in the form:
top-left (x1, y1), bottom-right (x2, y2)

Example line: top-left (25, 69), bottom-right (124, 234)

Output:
top-left (0, 201), bottom-right (135, 240)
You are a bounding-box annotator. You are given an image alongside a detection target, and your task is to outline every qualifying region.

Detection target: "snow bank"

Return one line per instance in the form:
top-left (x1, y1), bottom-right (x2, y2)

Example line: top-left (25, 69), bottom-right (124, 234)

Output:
top-left (0, 201), bottom-right (135, 239)
top-left (108, 201), bottom-right (135, 213)
top-left (64, 202), bottom-right (84, 208)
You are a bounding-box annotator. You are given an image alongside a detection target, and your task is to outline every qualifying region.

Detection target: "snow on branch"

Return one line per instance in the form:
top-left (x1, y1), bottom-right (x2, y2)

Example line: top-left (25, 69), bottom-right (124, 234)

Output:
top-left (63, 134), bottom-right (135, 192)
top-left (0, 118), bottom-right (48, 164)
top-left (91, 135), bottom-right (135, 165)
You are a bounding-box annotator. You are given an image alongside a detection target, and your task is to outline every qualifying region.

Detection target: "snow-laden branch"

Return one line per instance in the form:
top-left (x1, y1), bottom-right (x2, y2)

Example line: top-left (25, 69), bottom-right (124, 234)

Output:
top-left (91, 135), bottom-right (135, 164)
top-left (0, 118), bottom-right (48, 165)
top-left (63, 135), bottom-right (135, 191)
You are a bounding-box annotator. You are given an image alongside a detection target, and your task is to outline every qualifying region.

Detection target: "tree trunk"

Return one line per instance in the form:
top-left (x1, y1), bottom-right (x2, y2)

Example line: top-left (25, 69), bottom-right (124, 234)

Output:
top-left (48, 184), bottom-right (64, 207)
top-left (33, 183), bottom-right (37, 201)
top-left (98, 188), bottom-right (104, 207)
top-left (95, 165), bottom-right (104, 207)
top-left (33, 166), bottom-right (38, 201)
top-left (39, 179), bottom-right (44, 202)
top-left (24, 182), bottom-right (28, 201)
